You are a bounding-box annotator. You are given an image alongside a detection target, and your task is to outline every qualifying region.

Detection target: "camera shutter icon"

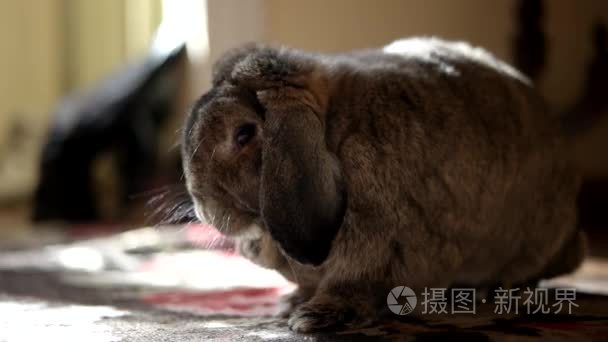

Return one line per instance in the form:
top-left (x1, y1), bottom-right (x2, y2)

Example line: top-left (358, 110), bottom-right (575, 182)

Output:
top-left (387, 286), bottom-right (417, 315)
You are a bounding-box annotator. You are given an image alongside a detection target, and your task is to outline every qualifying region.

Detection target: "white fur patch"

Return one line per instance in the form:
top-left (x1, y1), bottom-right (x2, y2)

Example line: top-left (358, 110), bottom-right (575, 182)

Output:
top-left (383, 37), bottom-right (530, 84)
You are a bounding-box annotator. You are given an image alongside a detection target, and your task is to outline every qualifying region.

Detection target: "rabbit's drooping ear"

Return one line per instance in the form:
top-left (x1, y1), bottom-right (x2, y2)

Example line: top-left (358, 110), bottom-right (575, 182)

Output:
top-left (230, 49), bottom-right (345, 265)
top-left (260, 97), bottom-right (346, 266)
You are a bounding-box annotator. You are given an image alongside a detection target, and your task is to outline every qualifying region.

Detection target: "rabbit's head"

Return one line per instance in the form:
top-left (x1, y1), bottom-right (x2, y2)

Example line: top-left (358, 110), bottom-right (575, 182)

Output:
top-left (182, 45), bottom-right (346, 265)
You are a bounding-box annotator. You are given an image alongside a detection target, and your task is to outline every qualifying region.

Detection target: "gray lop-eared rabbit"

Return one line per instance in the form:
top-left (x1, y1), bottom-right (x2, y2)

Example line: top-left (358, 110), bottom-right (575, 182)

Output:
top-left (181, 37), bottom-right (586, 332)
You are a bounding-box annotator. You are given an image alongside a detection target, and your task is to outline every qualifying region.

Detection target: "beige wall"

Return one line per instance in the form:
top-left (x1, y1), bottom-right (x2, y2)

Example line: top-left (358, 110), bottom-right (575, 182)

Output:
top-left (0, 0), bottom-right (63, 199)
top-left (0, 0), bottom-right (63, 129)
top-left (64, 0), bottom-right (161, 90)
top-left (266, 0), bottom-right (514, 59)
top-left (64, 0), bottom-right (127, 90)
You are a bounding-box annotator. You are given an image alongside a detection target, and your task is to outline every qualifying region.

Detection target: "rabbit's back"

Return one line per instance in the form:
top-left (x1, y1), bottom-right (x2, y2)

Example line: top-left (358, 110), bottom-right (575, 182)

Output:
top-left (322, 38), bottom-right (581, 287)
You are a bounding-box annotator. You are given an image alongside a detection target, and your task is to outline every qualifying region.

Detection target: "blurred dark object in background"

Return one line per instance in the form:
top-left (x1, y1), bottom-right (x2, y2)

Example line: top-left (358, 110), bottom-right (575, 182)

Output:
top-left (512, 0), bottom-right (607, 237)
top-left (578, 180), bottom-right (608, 232)
top-left (513, 0), bottom-right (547, 82)
top-left (32, 42), bottom-right (186, 224)
top-left (562, 22), bottom-right (608, 136)
top-left (570, 22), bottom-right (608, 238)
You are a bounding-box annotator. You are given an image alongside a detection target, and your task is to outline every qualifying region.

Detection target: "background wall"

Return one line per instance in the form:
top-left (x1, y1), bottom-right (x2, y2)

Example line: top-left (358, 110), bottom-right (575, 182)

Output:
top-left (0, 0), bottom-right (63, 203)
top-left (64, 0), bottom-right (161, 90)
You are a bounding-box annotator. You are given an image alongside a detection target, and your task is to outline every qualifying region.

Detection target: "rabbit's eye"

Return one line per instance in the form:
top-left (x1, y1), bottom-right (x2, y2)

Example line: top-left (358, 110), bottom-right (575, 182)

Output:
top-left (235, 123), bottom-right (256, 148)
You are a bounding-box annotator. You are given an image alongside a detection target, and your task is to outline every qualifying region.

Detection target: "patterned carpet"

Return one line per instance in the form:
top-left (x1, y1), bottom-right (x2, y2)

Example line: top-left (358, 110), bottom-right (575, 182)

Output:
top-left (1, 225), bottom-right (607, 341)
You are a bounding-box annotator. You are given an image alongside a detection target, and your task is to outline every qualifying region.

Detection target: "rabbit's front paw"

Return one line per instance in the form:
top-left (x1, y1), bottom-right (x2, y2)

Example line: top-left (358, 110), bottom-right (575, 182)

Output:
top-left (287, 296), bottom-right (374, 333)
top-left (236, 232), bottom-right (288, 271)
top-left (277, 286), bottom-right (315, 318)
top-left (237, 237), bottom-right (262, 260)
